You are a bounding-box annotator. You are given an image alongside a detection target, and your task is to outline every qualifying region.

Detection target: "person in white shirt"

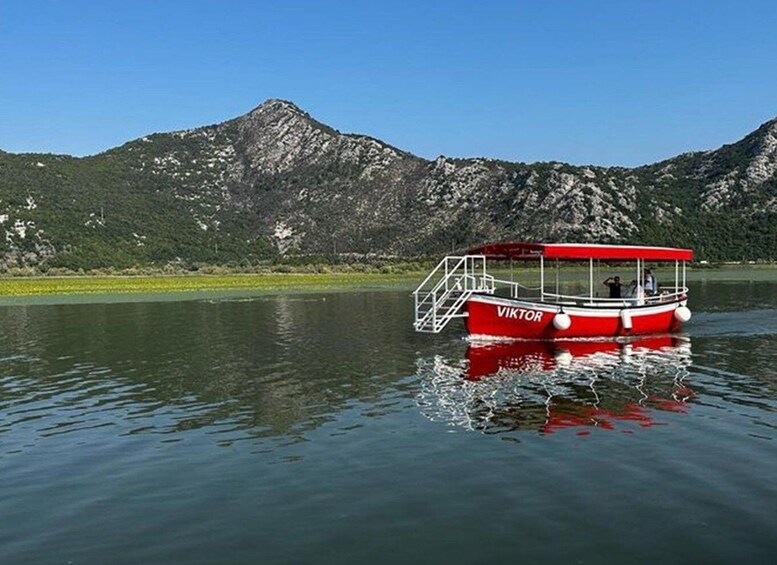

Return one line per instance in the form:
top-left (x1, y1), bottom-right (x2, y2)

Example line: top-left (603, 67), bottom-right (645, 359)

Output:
top-left (628, 279), bottom-right (645, 305)
top-left (644, 269), bottom-right (656, 295)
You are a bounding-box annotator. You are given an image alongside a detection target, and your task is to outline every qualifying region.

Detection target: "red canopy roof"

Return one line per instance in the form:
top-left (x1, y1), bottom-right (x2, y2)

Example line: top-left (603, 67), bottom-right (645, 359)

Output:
top-left (466, 242), bottom-right (693, 261)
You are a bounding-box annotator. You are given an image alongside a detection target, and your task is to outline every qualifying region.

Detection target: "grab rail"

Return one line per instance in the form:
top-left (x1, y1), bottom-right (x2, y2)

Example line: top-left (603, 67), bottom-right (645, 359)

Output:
top-left (488, 277), bottom-right (688, 307)
top-left (413, 255), bottom-right (493, 333)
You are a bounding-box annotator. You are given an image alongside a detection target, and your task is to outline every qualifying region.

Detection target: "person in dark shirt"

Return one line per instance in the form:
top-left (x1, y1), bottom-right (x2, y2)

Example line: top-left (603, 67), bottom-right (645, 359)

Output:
top-left (603, 276), bottom-right (623, 298)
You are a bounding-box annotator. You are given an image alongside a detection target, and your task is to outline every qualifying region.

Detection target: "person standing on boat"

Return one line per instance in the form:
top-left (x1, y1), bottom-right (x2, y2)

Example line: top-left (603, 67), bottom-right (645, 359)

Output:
top-left (603, 276), bottom-right (623, 298)
top-left (628, 279), bottom-right (645, 303)
top-left (644, 269), bottom-right (656, 295)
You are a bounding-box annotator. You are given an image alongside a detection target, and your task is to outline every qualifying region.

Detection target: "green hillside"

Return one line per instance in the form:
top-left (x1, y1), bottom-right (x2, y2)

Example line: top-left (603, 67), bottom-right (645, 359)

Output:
top-left (1, 100), bottom-right (776, 271)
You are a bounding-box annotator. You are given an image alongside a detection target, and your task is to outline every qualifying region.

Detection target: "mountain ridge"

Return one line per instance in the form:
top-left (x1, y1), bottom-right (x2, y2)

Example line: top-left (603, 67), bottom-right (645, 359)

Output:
top-left (7, 99), bottom-right (777, 165)
top-left (1, 100), bottom-right (776, 270)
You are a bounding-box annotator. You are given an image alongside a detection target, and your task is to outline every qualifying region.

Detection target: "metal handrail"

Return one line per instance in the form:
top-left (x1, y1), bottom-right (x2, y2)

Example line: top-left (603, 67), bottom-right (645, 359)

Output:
top-left (541, 287), bottom-right (688, 305)
top-left (487, 277), bottom-right (688, 306)
top-left (414, 255), bottom-right (465, 295)
top-left (413, 255), bottom-right (493, 332)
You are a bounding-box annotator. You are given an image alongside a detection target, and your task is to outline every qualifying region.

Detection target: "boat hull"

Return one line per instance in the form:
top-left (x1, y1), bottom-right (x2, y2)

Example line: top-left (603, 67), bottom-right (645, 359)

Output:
top-left (465, 294), bottom-right (685, 339)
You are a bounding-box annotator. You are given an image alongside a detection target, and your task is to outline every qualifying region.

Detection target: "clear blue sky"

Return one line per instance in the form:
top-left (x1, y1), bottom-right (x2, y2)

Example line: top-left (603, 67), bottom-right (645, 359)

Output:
top-left (1, 0), bottom-right (776, 166)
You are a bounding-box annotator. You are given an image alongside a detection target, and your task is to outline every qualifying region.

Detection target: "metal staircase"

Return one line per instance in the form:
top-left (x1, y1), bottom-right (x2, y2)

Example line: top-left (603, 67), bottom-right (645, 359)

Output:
top-left (413, 255), bottom-right (494, 333)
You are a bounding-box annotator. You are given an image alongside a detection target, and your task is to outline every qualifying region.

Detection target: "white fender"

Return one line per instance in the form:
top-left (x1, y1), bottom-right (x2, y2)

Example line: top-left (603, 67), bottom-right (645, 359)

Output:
top-left (620, 309), bottom-right (633, 330)
top-left (553, 312), bottom-right (571, 330)
top-left (674, 305), bottom-right (692, 323)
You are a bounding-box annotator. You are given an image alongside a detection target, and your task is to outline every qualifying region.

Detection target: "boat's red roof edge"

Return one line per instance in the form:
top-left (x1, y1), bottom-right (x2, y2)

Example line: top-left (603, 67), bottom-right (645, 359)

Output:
top-left (466, 242), bottom-right (694, 261)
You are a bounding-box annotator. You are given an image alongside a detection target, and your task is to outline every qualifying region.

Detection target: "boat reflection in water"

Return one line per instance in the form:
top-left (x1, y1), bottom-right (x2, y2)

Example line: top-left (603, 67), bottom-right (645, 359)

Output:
top-left (417, 336), bottom-right (693, 435)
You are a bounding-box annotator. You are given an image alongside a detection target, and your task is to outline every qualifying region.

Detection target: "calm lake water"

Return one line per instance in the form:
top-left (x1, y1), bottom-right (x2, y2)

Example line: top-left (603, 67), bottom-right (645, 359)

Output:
top-left (1, 275), bottom-right (777, 564)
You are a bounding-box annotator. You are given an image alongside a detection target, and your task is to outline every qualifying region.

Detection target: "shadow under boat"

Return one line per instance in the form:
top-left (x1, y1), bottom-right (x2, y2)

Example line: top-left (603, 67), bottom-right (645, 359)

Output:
top-left (417, 335), bottom-right (694, 435)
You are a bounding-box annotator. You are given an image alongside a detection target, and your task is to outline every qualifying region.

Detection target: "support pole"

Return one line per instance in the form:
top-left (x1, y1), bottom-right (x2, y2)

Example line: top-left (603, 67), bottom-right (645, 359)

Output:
top-left (674, 259), bottom-right (680, 293)
top-left (510, 258), bottom-right (514, 297)
top-left (540, 256), bottom-right (545, 302)
top-left (636, 258), bottom-right (640, 292)
top-left (589, 258), bottom-right (593, 302)
top-left (641, 258), bottom-right (644, 299)
top-left (596, 259), bottom-right (600, 298)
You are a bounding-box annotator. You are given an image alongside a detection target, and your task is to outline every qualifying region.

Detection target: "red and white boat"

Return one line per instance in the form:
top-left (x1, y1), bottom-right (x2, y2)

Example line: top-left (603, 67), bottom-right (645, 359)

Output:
top-left (413, 242), bottom-right (693, 339)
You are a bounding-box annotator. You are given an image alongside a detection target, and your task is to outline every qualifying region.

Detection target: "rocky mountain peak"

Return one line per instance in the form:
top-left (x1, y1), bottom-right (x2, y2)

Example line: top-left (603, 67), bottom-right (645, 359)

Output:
top-left (233, 98), bottom-right (408, 176)
top-left (725, 116), bottom-right (777, 183)
top-left (244, 98), bottom-right (307, 120)
top-left (744, 118), bottom-right (777, 188)
top-left (728, 116), bottom-right (777, 157)
top-left (235, 99), bottom-right (341, 174)
top-left (239, 98), bottom-right (336, 139)
top-left (758, 115), bottom-right (777, 134)
top-left (753, 116), bottom-right (777, 153)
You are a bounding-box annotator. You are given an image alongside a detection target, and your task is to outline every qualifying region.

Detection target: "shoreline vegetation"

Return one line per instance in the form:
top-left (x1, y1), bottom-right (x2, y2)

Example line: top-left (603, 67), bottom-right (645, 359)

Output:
top-left (0, 272), bottom-right (423, 298)
top-left (0, 259), bottom-right (431, 297)
top-left (0, 262), bottom-right (775, 298)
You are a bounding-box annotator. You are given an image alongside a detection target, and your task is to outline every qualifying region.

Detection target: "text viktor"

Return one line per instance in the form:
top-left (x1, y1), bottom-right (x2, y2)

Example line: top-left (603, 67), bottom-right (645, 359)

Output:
top-left (496, 306), bottom-right (544, 322)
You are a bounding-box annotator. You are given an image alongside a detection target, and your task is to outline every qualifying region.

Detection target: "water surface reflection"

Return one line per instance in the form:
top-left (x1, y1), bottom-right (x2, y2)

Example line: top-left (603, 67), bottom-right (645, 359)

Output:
top-left (417, 336), bottom-right (693, 435)
top-left (1, 286), bottom-right (777, 564)
top-left (0, 293), bottom-right (429, 451)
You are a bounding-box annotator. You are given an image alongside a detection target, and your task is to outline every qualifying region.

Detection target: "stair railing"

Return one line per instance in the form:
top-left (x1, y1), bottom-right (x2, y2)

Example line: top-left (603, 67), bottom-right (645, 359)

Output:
top-left (413, 255), bottom-right (493, 333)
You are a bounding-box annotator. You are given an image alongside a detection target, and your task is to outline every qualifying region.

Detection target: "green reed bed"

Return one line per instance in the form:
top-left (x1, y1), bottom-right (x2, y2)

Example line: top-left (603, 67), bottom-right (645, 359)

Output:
top-left (0, 273), bottom-right (421, 297)
top-left (3, 266), bottom-right (773, 299)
